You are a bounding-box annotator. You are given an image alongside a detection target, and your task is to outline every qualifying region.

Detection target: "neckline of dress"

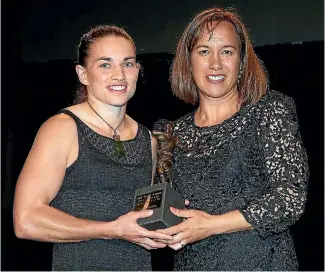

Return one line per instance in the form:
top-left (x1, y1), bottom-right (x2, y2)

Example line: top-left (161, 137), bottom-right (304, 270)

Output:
top-left (190, 90), bottom-right (271, 130)
top-left (62, 109), bottom-right (140, 143)
top-left (191, 103), bottom-right (247, 130)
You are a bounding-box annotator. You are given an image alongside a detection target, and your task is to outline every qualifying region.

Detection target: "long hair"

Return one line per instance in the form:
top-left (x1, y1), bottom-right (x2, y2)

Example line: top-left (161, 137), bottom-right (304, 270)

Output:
top-left (171, 7), bottom-right (269, 105)
top-left (74, 25), bottom-right (136, 104)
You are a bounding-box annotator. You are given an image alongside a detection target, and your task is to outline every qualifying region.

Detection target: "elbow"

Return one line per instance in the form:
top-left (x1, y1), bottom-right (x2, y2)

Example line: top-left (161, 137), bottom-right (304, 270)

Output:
top-left (14, 226), bottom-right (28, 240)
top-left (294, 192), bottom-right (308, 221)
top-left (288, 187), bottom-right (308, 224)
top-left (293, 206), bottom-right (306, 223)
top-left (286, 203), bottom-right (306, 227)
top-left (13, 212), bottom-right (34, 240)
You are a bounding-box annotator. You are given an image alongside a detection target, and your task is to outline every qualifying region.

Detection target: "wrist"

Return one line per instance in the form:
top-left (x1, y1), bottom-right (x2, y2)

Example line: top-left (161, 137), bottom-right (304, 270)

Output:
top-left (210, 210), bottom-right (253, 235)
top-left (95, 220), bottom-right (120, 240)
top-left (210, 214), bottom-right (229, 235)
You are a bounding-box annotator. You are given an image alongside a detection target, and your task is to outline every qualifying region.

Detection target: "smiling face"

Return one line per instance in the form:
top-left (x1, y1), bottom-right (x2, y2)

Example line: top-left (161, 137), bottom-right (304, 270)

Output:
top-left (190, 21), bottom-right (241, 102)
top-left (76, 35), bottom-right (139, 107)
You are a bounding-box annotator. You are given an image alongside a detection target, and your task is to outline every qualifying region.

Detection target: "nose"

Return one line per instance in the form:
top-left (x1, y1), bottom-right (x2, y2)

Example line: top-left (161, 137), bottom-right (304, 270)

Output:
top-left (209, 54), bottom-right (223, 70)
top-left (111, 65), bottom-right (126, 81)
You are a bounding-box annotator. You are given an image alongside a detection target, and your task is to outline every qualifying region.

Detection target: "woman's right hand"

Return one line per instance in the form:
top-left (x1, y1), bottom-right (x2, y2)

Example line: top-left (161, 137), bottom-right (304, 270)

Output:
top-left (114, 210), bottom-right (173, 250)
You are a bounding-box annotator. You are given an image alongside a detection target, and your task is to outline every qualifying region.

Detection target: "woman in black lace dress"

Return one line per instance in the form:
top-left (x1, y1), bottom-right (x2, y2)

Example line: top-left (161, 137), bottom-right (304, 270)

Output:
top-left (13, 25), bottom-right (172, 270)
top-left (157, 8), bottom-right (309, 271)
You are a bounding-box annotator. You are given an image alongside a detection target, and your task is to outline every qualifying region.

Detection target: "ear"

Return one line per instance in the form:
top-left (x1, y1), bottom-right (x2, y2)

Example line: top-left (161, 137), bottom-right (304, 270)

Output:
top-left (75, 65), bottom-right (89, 86)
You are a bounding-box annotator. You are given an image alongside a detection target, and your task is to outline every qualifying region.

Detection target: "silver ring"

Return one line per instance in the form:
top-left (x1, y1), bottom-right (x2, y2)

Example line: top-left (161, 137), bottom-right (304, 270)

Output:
top-left (179, 241), bottom-right (186, 248)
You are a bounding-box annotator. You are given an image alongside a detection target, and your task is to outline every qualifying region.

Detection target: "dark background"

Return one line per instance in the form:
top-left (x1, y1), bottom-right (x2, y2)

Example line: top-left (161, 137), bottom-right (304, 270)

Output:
top-left (2, 0), bottom-right (324, 271)
top-left (18, 0), bottom-right (324, 62)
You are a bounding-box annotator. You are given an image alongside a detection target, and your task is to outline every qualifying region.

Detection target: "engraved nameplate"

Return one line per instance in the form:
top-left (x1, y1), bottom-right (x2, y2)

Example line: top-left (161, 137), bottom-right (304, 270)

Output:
top-left (134, 189), bottom-right (163, 211)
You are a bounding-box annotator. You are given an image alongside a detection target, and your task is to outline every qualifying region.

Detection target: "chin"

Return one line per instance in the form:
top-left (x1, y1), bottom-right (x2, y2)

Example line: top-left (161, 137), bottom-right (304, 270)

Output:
top-left (106, 93), bottom-right (134, 107)
top-left (110, 102), bottom-right (127, 107)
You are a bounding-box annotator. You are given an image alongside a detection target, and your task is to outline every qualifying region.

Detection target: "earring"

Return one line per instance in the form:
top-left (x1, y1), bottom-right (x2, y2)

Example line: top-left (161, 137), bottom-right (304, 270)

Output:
top-left (237, 67), bottom-right (243, 85)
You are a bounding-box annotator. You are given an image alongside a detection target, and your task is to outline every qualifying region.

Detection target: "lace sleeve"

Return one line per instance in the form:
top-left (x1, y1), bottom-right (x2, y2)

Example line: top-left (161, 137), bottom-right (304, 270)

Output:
top-left (239, 94), bottom-right (309, 239)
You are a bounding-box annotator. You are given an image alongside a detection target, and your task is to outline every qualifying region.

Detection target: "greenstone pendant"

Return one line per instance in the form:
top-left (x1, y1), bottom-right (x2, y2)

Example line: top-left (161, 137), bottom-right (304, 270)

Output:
top-left (114, 140), bottom-right (125, 157)
top-left (112, 133), bottom-right (125, 158)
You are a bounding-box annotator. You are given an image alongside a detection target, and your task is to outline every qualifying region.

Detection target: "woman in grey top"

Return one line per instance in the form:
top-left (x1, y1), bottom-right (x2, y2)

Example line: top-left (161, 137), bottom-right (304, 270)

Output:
top-left (13, 25), bottom-right (172, 271)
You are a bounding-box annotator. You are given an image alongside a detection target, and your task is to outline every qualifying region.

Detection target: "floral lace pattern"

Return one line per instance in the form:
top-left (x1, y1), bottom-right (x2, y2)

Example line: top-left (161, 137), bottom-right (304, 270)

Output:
top-left (156, 90), bottom-right (309, 271)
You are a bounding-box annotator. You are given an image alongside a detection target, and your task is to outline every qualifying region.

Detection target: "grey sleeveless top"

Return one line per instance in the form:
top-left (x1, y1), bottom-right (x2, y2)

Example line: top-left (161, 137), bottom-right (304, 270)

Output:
top-left (50, 110), bottom-right (152, 271)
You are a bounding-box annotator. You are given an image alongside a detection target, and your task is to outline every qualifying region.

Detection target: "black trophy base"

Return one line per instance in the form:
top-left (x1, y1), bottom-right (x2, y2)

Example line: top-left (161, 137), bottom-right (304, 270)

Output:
top-left (133, 182), bottom-right (185, 230)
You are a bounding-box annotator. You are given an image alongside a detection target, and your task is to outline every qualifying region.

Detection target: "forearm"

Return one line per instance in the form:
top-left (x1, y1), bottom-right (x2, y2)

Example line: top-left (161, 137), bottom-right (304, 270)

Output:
top-left (14, 204), bottom-right (118, 243)
top-left (211, 210), bottom-right (253, 235)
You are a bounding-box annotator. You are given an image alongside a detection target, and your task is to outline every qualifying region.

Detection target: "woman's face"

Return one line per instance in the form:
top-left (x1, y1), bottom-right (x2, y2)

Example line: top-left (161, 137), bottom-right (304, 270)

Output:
top-left (190, 21), bottom-right (241, 102)
top-left (76, 35), bottom-right (139, 107)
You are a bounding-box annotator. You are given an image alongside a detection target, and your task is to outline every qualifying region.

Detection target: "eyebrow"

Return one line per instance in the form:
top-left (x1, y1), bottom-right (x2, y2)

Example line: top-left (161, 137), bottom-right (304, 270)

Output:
top-left (95, 56), bottom-right (136, 62)
top-left (195, 44), bottom-right (237, 50)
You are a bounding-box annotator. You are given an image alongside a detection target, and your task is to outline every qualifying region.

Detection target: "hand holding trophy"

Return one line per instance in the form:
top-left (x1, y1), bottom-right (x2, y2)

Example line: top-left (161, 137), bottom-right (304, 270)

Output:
top-left (133, 120), bottom-right (185, 230)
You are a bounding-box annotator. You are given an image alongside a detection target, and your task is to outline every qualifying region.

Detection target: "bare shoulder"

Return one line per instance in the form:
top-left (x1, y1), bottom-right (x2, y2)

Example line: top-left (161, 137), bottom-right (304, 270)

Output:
top-left (41, 113), bottom-right (76, 135)
top-left (35, 113), bottom-right (78, 150)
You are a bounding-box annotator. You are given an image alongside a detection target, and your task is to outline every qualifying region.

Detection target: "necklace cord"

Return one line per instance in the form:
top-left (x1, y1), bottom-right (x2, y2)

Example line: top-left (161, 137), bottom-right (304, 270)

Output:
top-left (87, 101), bottom-right (124, 141)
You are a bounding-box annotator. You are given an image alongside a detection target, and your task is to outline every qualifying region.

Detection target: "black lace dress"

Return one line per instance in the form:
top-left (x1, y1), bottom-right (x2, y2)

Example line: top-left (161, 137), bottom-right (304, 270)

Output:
top-left (160, 90), bottom-right (309, 271)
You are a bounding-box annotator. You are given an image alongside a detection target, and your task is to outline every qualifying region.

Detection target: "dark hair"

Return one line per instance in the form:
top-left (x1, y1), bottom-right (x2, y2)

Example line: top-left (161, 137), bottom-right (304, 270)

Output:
top-left (171, 7), bottom-right (269, 105)
top-left (74, 25), bottom-right (136, 104)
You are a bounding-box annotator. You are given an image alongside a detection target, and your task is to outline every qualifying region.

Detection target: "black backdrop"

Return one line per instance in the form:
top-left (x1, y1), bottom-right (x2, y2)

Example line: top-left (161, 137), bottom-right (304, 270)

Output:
top-left (2, 41), bottom-right (324, 271)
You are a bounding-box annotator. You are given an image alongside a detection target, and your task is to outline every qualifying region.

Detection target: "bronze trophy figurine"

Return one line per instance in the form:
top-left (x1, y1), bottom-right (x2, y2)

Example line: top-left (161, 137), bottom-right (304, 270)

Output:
top-left (153, 121), bottom-right (179, 185)
top-left (133, 120), bottom-right (185, 230)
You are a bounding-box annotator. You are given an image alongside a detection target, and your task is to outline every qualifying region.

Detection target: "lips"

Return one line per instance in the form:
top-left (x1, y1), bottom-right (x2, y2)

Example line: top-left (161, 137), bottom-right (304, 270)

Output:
top-left (107, 85), bottom-right (127, 92)
top-left (206, 75), bottom-right (225, 83)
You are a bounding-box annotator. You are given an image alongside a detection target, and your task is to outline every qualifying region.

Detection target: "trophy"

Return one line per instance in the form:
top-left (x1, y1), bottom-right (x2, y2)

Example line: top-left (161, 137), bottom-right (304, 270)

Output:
top-left (133, 120), bottom-right (185, 230)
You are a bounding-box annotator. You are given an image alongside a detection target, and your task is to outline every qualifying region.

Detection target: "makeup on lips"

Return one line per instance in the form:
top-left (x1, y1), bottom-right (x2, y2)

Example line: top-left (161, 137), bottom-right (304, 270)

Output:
top-left (206, 74), bottom-right (225, 83)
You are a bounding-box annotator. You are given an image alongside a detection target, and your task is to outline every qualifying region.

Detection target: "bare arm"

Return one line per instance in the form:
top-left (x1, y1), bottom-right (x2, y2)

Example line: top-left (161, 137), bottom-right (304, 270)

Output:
top-left (13, 114), bottom-right (116, 242)
top-left (13, 114), bottom-right (172, 247)
top-left (157, 208), bottom-right (252, 250)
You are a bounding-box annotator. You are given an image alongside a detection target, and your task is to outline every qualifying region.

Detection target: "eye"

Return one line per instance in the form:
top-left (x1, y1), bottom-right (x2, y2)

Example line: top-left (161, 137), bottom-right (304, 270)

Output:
top-left (100, 63), bottom-right (111, 69)
top-left (124, 61), bottom-right (134, 68)
top-left (198, 49), bottom-right (209, 56)
top-left (221, 49), bottom-right (233, 55)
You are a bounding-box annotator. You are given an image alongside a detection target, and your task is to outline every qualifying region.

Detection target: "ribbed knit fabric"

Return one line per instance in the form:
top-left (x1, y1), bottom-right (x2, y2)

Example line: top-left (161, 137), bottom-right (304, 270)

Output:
top-left (50, 109), bottom-right (152, 271)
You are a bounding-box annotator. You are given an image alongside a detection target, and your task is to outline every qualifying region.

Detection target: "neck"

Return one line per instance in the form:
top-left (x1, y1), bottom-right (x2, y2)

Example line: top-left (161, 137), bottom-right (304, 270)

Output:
top-left (195, 90), bottom-right (240, 126)
top-left (86, 99), bottom-right (127, 130)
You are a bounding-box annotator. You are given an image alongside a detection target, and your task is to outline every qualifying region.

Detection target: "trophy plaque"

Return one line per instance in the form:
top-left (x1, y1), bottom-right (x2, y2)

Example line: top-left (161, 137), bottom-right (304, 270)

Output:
top-left (133, 120), bottom-right (185, 230)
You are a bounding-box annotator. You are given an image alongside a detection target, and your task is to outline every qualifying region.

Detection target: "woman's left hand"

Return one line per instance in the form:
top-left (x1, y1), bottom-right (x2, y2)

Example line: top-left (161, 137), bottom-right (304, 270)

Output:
top-left (156, 207), bottom-right (221, 250)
